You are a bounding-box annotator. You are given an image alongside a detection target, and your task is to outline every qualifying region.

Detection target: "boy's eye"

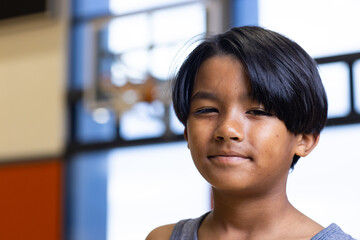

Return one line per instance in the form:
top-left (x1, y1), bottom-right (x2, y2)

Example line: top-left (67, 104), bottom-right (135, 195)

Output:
top-left (194, 108), bottom-right (219, 114)
top-left (246, 109), bottom-right (273, 116)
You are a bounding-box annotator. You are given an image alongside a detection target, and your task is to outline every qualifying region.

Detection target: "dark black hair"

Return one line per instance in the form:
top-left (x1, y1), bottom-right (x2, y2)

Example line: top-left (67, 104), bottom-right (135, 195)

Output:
top-left (172, 26), bottom-right (328, 169)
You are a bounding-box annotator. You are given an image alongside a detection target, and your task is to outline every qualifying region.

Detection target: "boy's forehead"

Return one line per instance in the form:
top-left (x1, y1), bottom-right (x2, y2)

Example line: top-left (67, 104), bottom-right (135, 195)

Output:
top-left (192, 56), bottom-right (252, 96)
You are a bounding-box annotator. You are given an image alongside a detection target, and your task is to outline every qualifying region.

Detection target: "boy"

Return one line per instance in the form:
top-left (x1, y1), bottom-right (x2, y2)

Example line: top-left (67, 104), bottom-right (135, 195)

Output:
top-left (146, 26), bottom-right (355, 240)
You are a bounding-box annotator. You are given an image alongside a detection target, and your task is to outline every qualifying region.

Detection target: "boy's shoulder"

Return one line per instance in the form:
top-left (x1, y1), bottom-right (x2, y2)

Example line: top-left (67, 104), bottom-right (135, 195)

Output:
top-left (145, 224), bottom-right (176, 240)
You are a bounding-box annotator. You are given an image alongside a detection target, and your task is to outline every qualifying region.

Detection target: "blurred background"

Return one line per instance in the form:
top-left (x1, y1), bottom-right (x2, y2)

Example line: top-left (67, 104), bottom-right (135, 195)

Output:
top-left (0, 0), bottom-right (359, 239)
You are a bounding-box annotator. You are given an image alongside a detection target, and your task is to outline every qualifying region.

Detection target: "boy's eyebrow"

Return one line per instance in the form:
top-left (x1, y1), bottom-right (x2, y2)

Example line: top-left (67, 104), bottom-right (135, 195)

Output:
top-left (190, 91), bottom-right (218, 102)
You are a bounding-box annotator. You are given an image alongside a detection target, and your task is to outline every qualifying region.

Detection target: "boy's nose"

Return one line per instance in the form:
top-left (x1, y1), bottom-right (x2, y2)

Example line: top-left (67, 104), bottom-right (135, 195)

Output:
top-left (214, 117), bottom-right (244, 142)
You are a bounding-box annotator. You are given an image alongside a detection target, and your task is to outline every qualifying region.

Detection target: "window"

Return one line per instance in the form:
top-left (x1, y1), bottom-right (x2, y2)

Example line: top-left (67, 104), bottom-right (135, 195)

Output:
top-left (318, 62), bottom-right (350, 118)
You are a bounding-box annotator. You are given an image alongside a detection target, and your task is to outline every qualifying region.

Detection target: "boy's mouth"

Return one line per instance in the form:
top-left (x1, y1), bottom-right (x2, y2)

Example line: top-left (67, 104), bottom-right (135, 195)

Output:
top-left (208, 150), bottom-right (252, 165)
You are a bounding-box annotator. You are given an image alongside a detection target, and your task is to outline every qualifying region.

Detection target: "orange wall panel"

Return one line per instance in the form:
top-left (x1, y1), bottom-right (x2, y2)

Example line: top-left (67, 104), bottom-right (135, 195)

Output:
top-left (0, 159), bottom-right (63, 240)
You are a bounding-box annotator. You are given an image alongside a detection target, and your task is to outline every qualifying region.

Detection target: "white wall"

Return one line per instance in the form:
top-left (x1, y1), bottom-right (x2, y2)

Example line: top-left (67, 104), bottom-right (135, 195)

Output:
top-left (0, 6), bottom-right (68, 161)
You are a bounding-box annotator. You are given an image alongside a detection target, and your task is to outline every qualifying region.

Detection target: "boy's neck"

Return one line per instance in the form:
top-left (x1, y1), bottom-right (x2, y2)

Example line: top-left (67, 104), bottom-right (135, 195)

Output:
top-left (199, 187), bottom-right (323, 240)
top-left (211, 187), bottom-right (293, 230)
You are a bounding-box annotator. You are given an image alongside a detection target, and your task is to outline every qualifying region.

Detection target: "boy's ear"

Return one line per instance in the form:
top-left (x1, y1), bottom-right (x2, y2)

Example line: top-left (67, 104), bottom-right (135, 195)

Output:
top-left (295, 133), bottom-right (320, 157)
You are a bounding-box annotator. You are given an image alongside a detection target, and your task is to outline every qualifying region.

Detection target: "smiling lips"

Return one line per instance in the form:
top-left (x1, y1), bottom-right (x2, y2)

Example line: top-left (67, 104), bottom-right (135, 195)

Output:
top-left (208, 151), bottom-right (251, 165)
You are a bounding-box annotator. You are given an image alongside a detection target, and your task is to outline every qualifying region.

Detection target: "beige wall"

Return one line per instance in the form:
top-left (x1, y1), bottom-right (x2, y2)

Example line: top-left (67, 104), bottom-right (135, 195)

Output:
top-left (0, 8), bottom-right (68, 161)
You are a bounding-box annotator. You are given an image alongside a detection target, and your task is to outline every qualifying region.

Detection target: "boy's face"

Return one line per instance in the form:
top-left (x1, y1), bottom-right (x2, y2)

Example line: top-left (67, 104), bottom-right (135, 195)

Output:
top-left (184, 55), bottom-right (310, 195)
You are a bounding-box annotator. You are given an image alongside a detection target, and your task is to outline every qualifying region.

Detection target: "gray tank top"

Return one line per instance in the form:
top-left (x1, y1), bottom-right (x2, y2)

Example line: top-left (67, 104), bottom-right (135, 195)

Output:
top-left (170, 212), bottom-right (356, 240)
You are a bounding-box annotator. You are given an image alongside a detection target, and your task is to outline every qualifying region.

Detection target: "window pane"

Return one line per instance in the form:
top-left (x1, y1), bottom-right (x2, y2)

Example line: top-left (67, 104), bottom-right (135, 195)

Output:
top-left (354, 60), bottom-right (360, 113)
top-left (149, 42), bottom-right (198, 80)
top-left (119, 102), bottom-right (166, 140)
top-left (259, 0), bottom-right (360, 58)
top-left (107, 142), bottom-right (210, 240)
top-left (318, 62), bottom-right (350, 118)
top-left (108, 14), bottom-right (150, 53)
top-left (152, 3), bottom-right (206, 45)
top-left (116, 50), bottom-right (149, 81)
top-left (170, 105), bottom-right (184, 135)
top-left (149, 45), bottom-right (179, 80)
